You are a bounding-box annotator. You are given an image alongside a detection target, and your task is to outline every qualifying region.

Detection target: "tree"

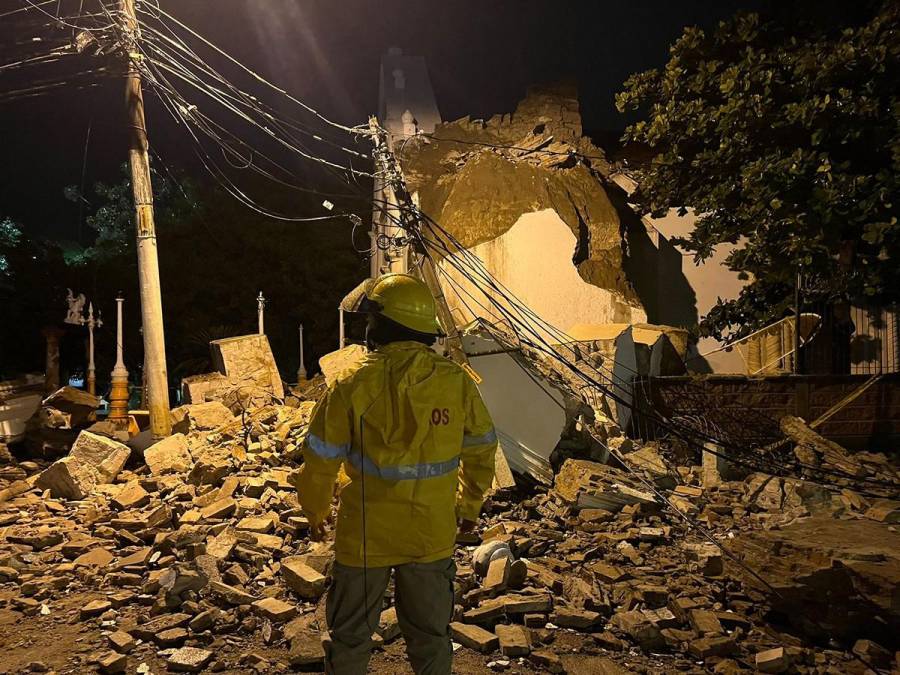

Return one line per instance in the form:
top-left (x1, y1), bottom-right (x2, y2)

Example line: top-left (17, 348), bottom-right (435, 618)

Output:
top-left (616, 1), bottom-right (899, 340)
top-left (0, 218), bottom-right (74, 378)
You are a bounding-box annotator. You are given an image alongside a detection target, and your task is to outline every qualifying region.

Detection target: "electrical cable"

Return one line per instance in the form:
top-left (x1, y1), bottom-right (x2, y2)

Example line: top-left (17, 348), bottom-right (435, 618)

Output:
top-left (17, 0), bottom-right (117, 31)
top-left (420, 222), bottom-right (898, 493)
top-left (369, 195), bottom-right (898, 495)
top-left (136, 2), bottom-right (364, 136)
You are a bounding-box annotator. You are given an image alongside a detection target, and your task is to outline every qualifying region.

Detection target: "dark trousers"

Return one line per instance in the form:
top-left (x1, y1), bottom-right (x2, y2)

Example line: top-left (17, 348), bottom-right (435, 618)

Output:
top-left (325, 558), bottom-right (456, 675)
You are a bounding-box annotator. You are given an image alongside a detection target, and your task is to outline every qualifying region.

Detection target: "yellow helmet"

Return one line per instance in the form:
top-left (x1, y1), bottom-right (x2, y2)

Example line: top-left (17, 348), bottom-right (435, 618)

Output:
top-left (341, 273), bottom-right (442, 335)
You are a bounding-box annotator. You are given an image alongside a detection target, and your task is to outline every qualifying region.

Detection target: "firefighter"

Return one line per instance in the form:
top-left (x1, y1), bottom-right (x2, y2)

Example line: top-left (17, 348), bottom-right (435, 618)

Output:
top-left (292, 273), bottom-right (497, 675)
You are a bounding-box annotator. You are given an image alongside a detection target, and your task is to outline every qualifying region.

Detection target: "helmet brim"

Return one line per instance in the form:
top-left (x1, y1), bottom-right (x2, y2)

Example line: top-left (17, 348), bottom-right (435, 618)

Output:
top-left (340, 279), bottom-right (379, 314)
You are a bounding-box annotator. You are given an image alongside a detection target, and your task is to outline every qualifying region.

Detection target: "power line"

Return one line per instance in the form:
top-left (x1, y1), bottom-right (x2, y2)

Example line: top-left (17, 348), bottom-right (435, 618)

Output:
top-left (370, 195), bottom-right (898, 494)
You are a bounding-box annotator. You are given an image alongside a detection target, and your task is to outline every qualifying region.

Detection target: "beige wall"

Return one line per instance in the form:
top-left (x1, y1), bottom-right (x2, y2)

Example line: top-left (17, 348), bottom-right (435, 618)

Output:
top-left (610, 172), bottom-right (747, 373)
top-left (644, 208), bottom-right (747, 373)
top-left (441, 209), bottom-right (647, 343)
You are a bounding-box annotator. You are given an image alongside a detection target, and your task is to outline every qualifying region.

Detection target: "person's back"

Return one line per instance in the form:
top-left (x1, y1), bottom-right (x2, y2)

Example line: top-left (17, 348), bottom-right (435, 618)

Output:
top-left (292, 274), bottom-right (497, 675)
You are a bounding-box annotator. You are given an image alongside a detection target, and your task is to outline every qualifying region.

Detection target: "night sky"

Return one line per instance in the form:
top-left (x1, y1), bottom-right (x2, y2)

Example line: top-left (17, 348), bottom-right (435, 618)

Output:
top-left (0, 0), bottom-right (760, 241)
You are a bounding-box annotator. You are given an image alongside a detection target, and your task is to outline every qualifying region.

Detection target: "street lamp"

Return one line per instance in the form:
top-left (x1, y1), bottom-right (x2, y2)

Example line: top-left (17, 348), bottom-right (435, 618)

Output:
top-left (64, 290), bottom-right (103, 395)
top-left (79, 303), bottom-right (104, 396)
top-left (257, 291), bottom-right (266, 335)
top-left (297, 323), bottom-right (308, 381)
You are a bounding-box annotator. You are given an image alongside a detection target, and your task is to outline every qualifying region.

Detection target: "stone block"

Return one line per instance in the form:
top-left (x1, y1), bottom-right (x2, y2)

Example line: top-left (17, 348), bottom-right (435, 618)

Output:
top-left (200, 497), bottom-right (237, 520)
top-left (852, 639), bottom-right (892, 669)
top-left (289, 631), bottom-right (325, 668)
top-left (209, 580), bottom-right (258, 605)
top-left (210, 334), bottom-right (284, 400)
top-left (450, 622), bottom-right (499, 653)
top-left (282, 558), bottom-right (326, 599)
top-left (97, 651), bottom-right (127, 674)
top-left (144, 433), bottom-right (193, 475)
top-left (112, 481), bottom-right (150, 511)
top-left (495, 624), bottom-right (531, 656)
top-left (166, 647), bottom-right (213, 672)
top-left (689, 609), bottom-right (723, 635)
top-left (550, 608), bottom-right (602, 630)
top-left (107, 630), bottom-right (135, 653)
top-left (36, 457), bottom-right (99, 500)
top-left (69, 431), bottom-right (130, 482)
top-left (689, 635), bottom-right (736, 659)
top-left (42, 386), bottom-right (99, 427)
top-left (755, 646), bottom-right (788, 673)
top-left (609, 609), bottom-right (664, 651)
top-left (181, 372), bottom-right (229, 405)
top-left (171, 401), bottom-right (234, 434)
top-left (484, 555), bottom-right (511, 593)
top-left (378, 607), bottom-right (401, 642)
top-left (252, 597), bottom-right (297, 623)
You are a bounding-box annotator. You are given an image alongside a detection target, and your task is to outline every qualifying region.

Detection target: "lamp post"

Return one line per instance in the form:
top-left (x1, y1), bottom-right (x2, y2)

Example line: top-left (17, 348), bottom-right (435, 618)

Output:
top-left (297, 323), bottom-right (308, 381)
top-left (257, 291), bottom-right (266, 335)
top-left (108, 294), bottom-right (130, 424)
top-left (79, 303), bottom-right (103, 395)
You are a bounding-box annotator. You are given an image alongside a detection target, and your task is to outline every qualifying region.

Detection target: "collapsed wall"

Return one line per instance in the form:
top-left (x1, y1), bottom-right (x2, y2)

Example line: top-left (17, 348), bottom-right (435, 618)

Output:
top-left (401, 84), bottom-right (649, 333)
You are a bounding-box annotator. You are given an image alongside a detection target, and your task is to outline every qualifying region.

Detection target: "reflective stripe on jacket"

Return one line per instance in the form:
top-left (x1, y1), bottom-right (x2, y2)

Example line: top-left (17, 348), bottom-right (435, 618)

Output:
top-left (294, 341), bottom-right (497, 567)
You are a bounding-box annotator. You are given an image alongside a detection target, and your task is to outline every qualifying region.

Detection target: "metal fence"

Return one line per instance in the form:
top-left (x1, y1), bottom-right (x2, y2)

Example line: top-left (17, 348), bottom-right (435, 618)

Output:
top-left (803, 302), bottom-right (899, 375)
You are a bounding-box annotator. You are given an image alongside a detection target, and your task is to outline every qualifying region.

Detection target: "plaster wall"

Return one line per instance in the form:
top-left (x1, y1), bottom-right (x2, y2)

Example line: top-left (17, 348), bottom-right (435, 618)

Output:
top-left (645, 208), bottom-right (746, 373)
top-left (441, 208), bottom-right (646, 342)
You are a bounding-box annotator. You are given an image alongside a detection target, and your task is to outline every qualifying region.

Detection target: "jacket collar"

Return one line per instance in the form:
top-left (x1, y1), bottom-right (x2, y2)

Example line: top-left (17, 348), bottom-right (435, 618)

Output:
top-left (376, 341), bottom-right (432, 354)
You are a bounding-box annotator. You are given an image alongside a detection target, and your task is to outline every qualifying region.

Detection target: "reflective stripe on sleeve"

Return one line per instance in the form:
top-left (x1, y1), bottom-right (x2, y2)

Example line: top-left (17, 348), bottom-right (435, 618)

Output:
top-left (307, 433), bottom-right (350, 460)
top-left (463, 428), bottom-right (497, 447)
top-left (346, 453), bottom-right (460, 481)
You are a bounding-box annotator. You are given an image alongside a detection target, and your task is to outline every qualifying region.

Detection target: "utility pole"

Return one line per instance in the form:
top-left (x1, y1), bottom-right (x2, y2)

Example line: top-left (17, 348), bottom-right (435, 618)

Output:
top-left (368, 117), bottom-right (476, 377)
top-left (120, 0), bottom-right (171, 438)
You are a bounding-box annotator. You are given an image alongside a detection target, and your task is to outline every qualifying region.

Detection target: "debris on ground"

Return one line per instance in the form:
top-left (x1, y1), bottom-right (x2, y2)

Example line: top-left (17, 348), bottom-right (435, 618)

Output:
top-left (1, 339), bottom-right (898, 674)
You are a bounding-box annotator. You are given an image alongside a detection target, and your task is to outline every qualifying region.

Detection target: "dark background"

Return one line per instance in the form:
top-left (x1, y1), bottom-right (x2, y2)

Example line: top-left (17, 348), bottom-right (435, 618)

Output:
top-left (0, 0), bottom-right (763, 384)
top-left (1, 0), bottom-right (760, 241)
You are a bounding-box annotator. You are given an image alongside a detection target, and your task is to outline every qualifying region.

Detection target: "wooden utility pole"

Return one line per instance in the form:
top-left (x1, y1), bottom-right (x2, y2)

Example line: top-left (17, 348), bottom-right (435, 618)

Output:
top-left (120, 0), bottom-right (171, 438)
top-left (367, 117), bottom-right (475, 376)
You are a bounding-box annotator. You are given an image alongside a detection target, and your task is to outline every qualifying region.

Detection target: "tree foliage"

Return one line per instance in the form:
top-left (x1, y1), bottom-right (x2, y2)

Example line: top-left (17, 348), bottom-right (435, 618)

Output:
top-left (616, 1), bottom-right (899, 340)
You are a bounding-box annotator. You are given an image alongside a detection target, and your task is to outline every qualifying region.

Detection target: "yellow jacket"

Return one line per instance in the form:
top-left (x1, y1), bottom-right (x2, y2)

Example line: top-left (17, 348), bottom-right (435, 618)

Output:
top-left (294, 341), bottom-right (497, 567)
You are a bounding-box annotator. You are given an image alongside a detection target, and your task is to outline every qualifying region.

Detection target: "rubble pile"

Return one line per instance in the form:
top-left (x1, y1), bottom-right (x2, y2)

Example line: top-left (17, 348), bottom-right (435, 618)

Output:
top-left (0, 340), bottom-right (898, 673)
top-left (0, 394), bottom-right (336, 673)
